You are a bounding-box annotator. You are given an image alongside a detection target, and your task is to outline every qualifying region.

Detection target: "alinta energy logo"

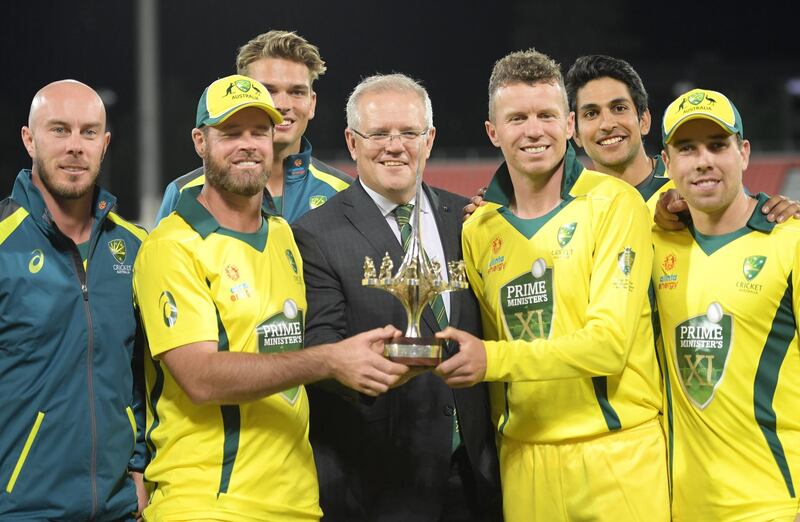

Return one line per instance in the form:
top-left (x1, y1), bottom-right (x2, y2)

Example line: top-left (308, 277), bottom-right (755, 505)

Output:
top-left (159, 291), bottom-right (178, 328)
top-left (658, 253), bottom-right (679, 290)
top-left (488, 236), bottom-right (505, 273)
top-left (224, 264), bottom-right (240, 281)
top-left (108, 239), bottom-right (131, 275)
top-left (224, 79), bottom-right (263, 100)
top-left (28, 249), bottom-right (44, 274)
top-left (738, 255), bottom-right (766, 294)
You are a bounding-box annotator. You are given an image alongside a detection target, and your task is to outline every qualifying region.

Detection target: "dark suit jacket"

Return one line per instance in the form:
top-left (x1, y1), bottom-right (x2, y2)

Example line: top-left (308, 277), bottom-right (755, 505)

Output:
top-left (292, 181), bottom-right (501, 522)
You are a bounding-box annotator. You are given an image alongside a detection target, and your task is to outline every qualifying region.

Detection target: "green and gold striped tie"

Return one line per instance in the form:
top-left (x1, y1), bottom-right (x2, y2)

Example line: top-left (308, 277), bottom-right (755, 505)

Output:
top-left (392, 203), bottom-right (461, 451)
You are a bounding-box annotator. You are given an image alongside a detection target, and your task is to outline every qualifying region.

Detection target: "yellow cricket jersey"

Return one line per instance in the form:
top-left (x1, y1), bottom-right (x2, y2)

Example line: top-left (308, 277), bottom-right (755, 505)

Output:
top-left (464, 146), bottom-right (661, 444)
top-left (652, 193), bottom-right (800, 522)
top-left (638, 156), bottom-right (673, 219)
top-left (133, 186), bottom-right (320, 521)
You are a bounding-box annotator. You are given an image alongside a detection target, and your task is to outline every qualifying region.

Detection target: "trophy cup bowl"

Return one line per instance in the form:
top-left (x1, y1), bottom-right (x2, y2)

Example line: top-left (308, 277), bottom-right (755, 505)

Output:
top-left (362, 253), bottom-right (468, 366)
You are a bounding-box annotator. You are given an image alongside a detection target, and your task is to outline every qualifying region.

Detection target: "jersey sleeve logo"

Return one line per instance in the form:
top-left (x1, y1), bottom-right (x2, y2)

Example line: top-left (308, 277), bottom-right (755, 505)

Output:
top-left (257, 299), bottom-right (304, 405)
top-left (159, 291), bottom-right (178, 327)
top-left (613, 247), bottom-right (637, 292)
top-left (28, 249), bottom-right (44, 274)
top-left (500, 258), bottom-right (554, 341)
top-left (675, 302), bottom-right (733, 409)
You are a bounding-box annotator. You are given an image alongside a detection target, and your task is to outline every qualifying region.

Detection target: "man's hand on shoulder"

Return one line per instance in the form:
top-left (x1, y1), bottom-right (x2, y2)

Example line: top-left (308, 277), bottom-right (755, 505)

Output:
top-left (654, 189), bottom-right (689, 230)
top-left (462, 186), bottom-right (487, 222)
top-left (761, 194), bottom-right (800, 223)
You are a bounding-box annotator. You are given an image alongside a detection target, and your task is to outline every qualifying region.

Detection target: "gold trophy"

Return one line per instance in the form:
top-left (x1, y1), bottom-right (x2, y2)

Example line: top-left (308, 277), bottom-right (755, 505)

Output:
top-left (361, 146), bottom-right (468, 366)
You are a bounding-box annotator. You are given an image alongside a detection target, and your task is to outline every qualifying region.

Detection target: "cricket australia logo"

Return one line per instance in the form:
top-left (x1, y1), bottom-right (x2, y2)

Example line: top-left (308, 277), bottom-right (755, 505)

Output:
top-left (738, 255), bottom-right (766, 294)
top-left (557, 222), bottom-right (577, 247)
top-left (108, 239), bottom-right (131, 274)
top-left (309, 195), bottom-right (327, 209)
top-left (743, 255), bottom-right (766, 281)
top-left (257, 299), bottom-right (305, 404)
top-left (675, 302), bottom-right (733, 409)
top-left (285, 249), bottom-right (298, 274)
top-left (688, 92), bottom-right (707, 105)
top-left (499, 258), bottom-right (554, 341)
top-left (108, 239), bottom-right (126, 263)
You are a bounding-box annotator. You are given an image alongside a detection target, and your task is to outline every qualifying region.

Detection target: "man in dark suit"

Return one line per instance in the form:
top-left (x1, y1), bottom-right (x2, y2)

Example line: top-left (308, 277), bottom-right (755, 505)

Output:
top-left (292, 74), bottom-right (501, 522)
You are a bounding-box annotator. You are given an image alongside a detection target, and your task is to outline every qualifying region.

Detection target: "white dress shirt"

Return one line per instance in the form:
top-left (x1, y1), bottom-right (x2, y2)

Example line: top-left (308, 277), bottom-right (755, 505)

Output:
top-left (359, 179), bottom-right (451, 317)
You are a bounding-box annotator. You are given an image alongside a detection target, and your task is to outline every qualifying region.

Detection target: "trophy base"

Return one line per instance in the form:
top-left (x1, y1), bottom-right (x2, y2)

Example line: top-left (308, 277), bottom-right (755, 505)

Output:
top-left (384, 337), bottom-right (443, 367)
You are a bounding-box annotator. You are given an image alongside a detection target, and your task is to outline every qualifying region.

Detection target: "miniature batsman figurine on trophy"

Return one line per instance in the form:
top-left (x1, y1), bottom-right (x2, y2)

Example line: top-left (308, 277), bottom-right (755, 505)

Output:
top-left (361, 146), bottom-right (468, 366)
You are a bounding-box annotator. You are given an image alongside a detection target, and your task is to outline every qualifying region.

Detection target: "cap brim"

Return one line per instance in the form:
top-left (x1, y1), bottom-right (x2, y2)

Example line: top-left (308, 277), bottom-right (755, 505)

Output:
top-left (663, 113), bottom-right (737, 144)
top-left (202, 102), bottom-right (283, 127)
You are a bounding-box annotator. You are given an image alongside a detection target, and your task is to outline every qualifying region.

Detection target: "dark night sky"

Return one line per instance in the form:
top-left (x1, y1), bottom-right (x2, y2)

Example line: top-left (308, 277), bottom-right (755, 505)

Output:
top-left (2, 1), bottom-right (798, 219)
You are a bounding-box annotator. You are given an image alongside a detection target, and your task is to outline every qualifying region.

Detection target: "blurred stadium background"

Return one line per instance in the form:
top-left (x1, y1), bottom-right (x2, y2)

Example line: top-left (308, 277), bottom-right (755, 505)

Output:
top-left (3, 0), bottom-right (798, 228)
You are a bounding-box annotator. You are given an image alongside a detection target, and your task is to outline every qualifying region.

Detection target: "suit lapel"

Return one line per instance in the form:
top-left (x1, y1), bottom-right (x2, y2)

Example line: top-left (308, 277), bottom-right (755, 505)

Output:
top-left (342, 180), bottom-right (405, 269)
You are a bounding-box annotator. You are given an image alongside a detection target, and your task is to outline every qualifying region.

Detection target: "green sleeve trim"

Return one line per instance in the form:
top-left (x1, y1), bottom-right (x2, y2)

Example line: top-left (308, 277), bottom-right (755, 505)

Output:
top-left (6, 412), bottom-right (45, 493)
top-left (145, 359), bottom-right (165, 461)
top-left (108, 212), bottom-right (148, 242)
top-left (591, 376), bottom-right (622, 431)
top-left (0, 206), bottom-right (29, 247)
top-left (217, 405), bottom-right (241, 497)
top-left (753, 273), bottom-right (796, 497)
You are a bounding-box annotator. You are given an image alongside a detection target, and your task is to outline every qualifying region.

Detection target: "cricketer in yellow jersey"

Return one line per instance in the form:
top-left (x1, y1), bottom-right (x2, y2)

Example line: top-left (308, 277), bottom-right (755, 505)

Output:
top-left (134, 75), bottom-right (408, 521)
top-left (654, 88), bottom-right (800, 522)
top-left (436, 49), bottom-right (669, 522)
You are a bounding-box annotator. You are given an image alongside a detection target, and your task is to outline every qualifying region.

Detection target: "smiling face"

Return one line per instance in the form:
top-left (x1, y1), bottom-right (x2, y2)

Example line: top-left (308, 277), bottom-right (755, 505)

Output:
top-left (485, 81), bottom-right (574, 180)
top-left (663, 118), bottom-right (750, 216)
top-left (245, 57), bottom-right (316, 154)
top-left (193, 106), bottom-right (274, 197)
top-left (22, 81), bottom-right (110, 200)
top-left (573, 77), bottom-right (650, 172)
top-left (345, 89), bottom-right (435, 204)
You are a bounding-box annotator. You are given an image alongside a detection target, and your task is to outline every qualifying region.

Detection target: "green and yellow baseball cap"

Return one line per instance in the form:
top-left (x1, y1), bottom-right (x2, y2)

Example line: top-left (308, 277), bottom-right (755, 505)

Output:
top-left (662, 88), bottom-right (743, 145)
top-left (195, 74), bottom-right (283, 128)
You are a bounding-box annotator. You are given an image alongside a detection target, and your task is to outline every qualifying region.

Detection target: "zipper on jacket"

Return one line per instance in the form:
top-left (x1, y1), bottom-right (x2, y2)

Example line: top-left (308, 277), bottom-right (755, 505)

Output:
top-left (67, 244), bottom-right (98, 520)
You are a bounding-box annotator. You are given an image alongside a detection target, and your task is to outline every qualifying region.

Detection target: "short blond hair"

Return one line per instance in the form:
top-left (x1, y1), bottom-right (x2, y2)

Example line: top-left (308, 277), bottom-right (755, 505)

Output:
top-left (235, 30), bottom-right (326, 83)
top-left (488, 48), bottom-right (567, 120)
top-left (345, 73), bottom-right (433, 130)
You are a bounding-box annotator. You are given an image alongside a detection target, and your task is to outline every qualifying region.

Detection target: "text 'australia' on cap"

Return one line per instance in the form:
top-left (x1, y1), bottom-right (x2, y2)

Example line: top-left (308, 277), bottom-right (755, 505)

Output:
top-left (662, 88), bottom-right (743, 145)
top-left (195, 74), bottom-right (283, 128)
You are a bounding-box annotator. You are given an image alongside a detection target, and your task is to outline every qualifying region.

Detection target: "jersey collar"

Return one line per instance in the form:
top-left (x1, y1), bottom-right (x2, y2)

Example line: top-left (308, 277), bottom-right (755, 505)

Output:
top-left (283, 137), bottom-right (312, 185)
top-left (175, 185), bottom-right (273, 246)
top-left (484, 142), bottom-right (584, 206)
top-left (12, 169), bottom-right (116, 233)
